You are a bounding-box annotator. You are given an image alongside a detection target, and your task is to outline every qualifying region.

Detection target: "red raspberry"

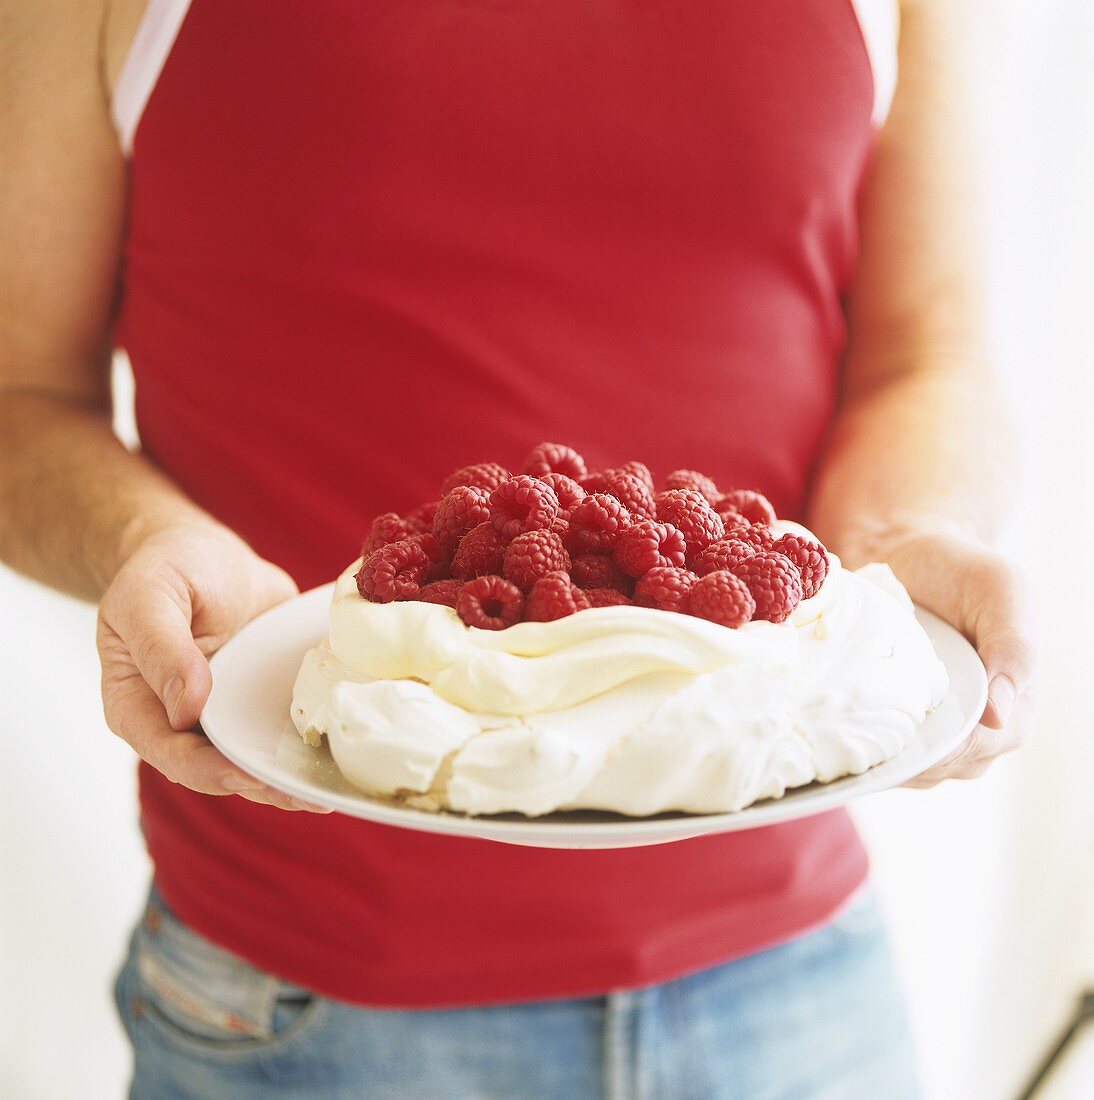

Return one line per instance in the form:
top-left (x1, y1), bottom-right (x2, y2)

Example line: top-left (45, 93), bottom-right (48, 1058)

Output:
top-left (522, 442), bottom-right (588, 481)
top-left (771, 533), bottom-right (830, 599)
top-left (489, 476), bottom-right (560, 541)
top-left (456, 575), bottom-right (525, 630)
top-left (356, 539), bottom-right (430, 603)
top-left (577, 470), bottom-right (611, 494)
top-left (566, 493), bottom-right (632, 553)
top-left (409, 531), bottom-right (449, 580)
top-left (685, 570), bottom-right (756, 628)
top-left (538, 472), bottom-right (586, 515)
top-left (433, 485), bottom-right (492, 550)
top-left (403, 500), bottom-right (440, 534)
top-left (584, 587), bottom-right (632, 608)
top-left (617, 460), bottom-right (655, 492)
top-left (738, 524), bottom-right (776, 553)
top-left (613, 520), bottom-right (688, 577)
top-left (441, 461), bottom-right (511, 497)
top-left (362, 512), bottom-right (415, 555)
top-left (602, 471), bottom-right (656, 519)
top-left (733, 552), bottom-right (803, 623)
top-left (451, 521), bottom-right (506, 579)
top-left (503, 529), bottom-right (571, 590)
top-left (717, 510), bottom-right (753, 538)
top-left (634, 566), bottom-right (699, 613)
top-left (570, 553), bottom-right (630, 592)
top-left (664, 469), bottom-right (720, 505)
top-left (692, 537), bottom-right (755, 576)
top-left (524, 571), bottom-right (591, 622)
top-left (654, 489), bottom-right (725, 554)
top-left (715, 489), bottom-right (777, 526)
top-left (417, 579), bottom-right (463, 608)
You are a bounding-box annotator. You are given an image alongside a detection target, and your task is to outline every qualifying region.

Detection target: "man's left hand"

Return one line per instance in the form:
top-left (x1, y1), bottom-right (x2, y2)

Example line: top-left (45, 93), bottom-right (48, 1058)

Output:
top-left (878, 531), bottom-right (1039, 787)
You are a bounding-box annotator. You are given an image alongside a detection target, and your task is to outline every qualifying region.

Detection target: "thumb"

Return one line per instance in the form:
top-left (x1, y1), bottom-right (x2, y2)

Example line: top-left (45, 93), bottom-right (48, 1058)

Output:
top-left (102, 578), bottom-right (212, 730)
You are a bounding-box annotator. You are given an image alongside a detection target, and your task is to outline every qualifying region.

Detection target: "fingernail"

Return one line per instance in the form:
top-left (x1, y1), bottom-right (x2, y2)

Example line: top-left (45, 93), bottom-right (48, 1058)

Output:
top-left (164, 676), bottom-right (185, 725)
top-left (223, 774), bottom-right (266, 792)
top-left (986, 675), bottom-right (1016, 728)
top-left (291, 797), bottom-right (332, 813)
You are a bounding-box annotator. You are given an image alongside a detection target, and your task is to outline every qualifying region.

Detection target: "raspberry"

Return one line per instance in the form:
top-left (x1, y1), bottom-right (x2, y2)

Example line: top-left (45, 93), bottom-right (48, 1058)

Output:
top-left (566, 493), bottom-right (632, 553)
top-left (433, 485), bottom-right (492, 550)
top-left (522, 442), bottom-right (588, 481)
top-left (538, 472), bottom-right (586, 515)
top-left (716, 489), bottom-right (777, 526)
top-left (584, 587), bottom-right (631, 608)
top-left (717, 510), bottom-right (753, 538)
top-left (692, 537), bottom-right (755, 576)
top-left (738, 524), bottom-right (776, 552)
top-left (362, 512), bottom-right (415, 555)
top-left (451, 521), bottom-right (507, 579)
top-left (409, 531), bottom-right (449, 580)
top-left (685, 570), bottom-right (756, 628)
top-left (634, 566), bottom-right (699, 613)
top-left (664, 469), bottom-right (720, 505)
top-left (403, 500), bottom-right (440, 534)
top-left (524, 571), bottom-right (591, 622)
top-left (771, 533), bottom-right (830, 599)
top-left (654, 489), bottom-right (725, 554)
top-left (733, 552), bottom-right (803, 623)
top-left (617, 460), bottom-right (655, 492)
top-left (417, 579), bottom-right (463, 608)
top-left (613, 520), bottom-right (688, 577)
top-left (456, 575), bottom-right (525, 630)
top-left (503, 529), bottom-right (571, 589)
top-left (441, 461), bottom-right (511, 497)
top-left (356, 539), bottom-right (430, 603)
top-left (577, 470), bottom-right (610, 494)
top-left (570, 553), bottom-right (630, 592)
top-left (489, 476), bottom-right (560, 541)
top-left (602, 471), bottom-right (656, 519)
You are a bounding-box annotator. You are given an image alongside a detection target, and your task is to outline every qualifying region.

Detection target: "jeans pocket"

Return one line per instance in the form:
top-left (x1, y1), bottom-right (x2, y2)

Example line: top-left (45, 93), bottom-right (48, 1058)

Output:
top-left (128, 887), bottom-right (327, 1059)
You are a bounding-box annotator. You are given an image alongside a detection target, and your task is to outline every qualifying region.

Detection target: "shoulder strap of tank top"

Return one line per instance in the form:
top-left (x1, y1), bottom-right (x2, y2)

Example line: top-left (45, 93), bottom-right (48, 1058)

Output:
top-left (111, 0), bottom-right (192, 155)
top-left (848, 0), bottom-right (900, 126)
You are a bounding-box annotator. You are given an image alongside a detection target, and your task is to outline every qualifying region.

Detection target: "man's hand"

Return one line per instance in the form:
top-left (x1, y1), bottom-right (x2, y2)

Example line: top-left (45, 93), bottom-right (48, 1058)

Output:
top-left (879, 531), bottom-right (1039, 787)
top-left (97, 522), bottom-right (331, 812)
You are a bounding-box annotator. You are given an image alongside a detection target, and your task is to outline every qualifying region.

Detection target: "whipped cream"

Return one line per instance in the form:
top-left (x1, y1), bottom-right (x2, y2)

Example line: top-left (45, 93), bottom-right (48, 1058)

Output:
top-left (292, 522), bottom-right (949, 816)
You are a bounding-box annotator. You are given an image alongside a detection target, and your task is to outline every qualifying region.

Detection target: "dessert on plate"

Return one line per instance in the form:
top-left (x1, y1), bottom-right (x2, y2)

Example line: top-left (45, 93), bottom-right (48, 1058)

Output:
top-left (292, 444), bottom-right (948, 817)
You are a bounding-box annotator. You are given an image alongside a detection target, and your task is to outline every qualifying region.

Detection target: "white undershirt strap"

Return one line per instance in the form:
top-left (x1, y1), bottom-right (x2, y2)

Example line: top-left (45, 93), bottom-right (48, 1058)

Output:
top-left (111, 0), bottom-right (192, 156)
top-left (848, 0), bottom-right (900, 126)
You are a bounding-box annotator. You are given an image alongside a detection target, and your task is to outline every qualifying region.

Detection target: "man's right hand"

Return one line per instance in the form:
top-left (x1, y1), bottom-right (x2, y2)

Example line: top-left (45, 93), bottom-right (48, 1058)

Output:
top-left (97, 521), bottom-right (331, 812)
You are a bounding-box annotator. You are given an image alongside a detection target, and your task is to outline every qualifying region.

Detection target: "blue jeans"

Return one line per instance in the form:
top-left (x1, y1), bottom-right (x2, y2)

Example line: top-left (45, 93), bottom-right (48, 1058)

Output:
top-left (114, 882), bottom-right (919, 1099)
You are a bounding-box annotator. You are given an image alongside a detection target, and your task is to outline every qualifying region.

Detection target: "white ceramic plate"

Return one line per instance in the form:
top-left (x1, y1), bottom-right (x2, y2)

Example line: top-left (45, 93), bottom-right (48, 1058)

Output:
top-left (202, 583), bottom-right (987, 849)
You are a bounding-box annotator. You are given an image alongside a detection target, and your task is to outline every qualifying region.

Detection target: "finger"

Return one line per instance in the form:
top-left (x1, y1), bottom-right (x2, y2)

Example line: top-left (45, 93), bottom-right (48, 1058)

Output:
top-left (105, 681), bottom-right (332, 811)
top-left (965, 565), bottom-right (1039, 729)
top-left (237, 791), bottom-right (334, 813)
top-left (103, 666), bottom-right (257, 792)
top-left (904, 757), bottom-right (994, 788)
top-left (100, 584), bottom-right (212, 731)
top-left (902, 701), bottom-right (1033, 788)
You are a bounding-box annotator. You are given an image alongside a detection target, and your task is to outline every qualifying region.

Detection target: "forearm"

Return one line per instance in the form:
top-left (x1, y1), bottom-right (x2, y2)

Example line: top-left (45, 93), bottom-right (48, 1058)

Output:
top-left (807, 354), bottom-right (1015, 569)
top-left (0, 390), bottom-right (222, 600)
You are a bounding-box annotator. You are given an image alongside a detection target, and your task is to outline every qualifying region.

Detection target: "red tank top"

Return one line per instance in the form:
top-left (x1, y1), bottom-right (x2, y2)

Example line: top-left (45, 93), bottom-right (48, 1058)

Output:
top-left (119, 0), bottom-right (878, 1006)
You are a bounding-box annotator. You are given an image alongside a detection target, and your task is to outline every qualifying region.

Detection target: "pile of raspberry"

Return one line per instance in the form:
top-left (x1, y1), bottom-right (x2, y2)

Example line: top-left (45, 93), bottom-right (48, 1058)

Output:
top-left (355, 443), bottom-right (829, 631)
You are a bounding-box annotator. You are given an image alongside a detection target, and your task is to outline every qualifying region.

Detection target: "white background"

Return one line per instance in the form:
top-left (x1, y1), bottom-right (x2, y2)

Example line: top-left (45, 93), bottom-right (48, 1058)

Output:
top-left (2, 3), bottom-right (1092, 1098)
